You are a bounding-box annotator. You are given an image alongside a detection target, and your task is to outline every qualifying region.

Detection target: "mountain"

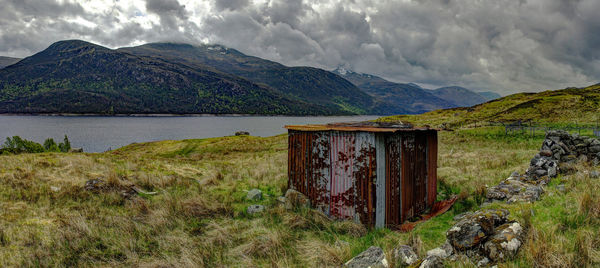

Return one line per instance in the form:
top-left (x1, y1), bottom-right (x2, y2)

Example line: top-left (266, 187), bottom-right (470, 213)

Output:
top-left (333, 67), bottom-right (496, 113)
top-left (478, 91), bottom-right (502, 101)
top-left (332, 68), bottom-right (456, 114)
top-left (428, 86), bottom-right (488, 107)
top-left (119, 43), bottom-right (374, 114)
top-left (0, 56), bottom-right (21, 69)
top-left (0, 40), bottom-right (339, 115)
top-left (379, 84), bottom-right (600, 127)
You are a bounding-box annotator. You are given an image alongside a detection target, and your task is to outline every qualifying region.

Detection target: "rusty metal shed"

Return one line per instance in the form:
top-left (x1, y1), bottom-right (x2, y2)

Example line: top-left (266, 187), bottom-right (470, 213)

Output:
top-left (285, 121), bottom-right (438, 228)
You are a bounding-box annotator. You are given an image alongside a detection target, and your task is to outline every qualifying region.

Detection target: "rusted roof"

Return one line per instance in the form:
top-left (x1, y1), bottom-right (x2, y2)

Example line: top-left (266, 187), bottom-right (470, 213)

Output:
top-left (285, 121), bottom-right (436, 132)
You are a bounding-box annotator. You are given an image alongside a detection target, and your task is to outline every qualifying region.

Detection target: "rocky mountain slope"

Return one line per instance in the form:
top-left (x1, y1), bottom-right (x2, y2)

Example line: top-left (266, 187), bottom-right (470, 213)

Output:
top-left (332, 68), bottom-right (496, 114)
top-left (0, 40), bottom-right (341, 115)
top-left (0, 56), bottom-right (21, 69)
top-left (119, 43), bottom-right (374, 114)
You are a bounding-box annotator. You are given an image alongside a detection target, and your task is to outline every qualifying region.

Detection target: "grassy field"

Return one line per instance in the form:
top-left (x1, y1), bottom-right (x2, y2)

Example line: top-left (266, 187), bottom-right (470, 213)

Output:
top-left (378, 84), bottom-right (600, 128)
top-left (1, 127), bottom-right (599, 267)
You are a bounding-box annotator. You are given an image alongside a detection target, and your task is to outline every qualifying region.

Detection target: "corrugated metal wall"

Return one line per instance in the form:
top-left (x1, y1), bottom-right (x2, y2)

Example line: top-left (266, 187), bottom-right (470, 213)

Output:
top-left (288, 129), bottom-right (436, 228)
top-left (426, 131), bottom-right (438, 207)
top-left (385, 134), bottom-right (402, 226)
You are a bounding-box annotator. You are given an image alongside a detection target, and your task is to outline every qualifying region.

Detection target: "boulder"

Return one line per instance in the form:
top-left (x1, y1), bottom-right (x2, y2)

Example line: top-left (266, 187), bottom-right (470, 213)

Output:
top-left (344, 246), bottom-right (389, 268)
top-left (246, 205), bottom-right (265, 214)
top-left (284, 189), bottom-right (310, 210)
top-left (483, 222), bottom-right (523, 262)
top-left (393, 245), bottom-right (418, 266)
top-left (447, 209), bottom-right (509, 250)
top-left (426, 240), bottom-right (453, 259)
top-left (246, 188), bottom-right (263, 201)
top-left (418, 255), bottom-right (443, 268)
top-left (507, 185), bottom-right (543, 203)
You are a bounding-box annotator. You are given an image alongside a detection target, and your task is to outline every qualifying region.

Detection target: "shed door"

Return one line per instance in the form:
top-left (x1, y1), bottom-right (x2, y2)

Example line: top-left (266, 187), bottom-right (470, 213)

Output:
top-left (401, 134), bottom-right (427, 221)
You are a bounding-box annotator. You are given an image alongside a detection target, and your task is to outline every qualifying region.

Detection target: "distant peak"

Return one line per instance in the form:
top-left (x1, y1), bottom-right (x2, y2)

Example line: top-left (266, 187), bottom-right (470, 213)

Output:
top-left (333, 65), bottom-right (356, 76)
top-left (407, 83), bottom-right (423, 89)
top-left (46, 39), bottom-right (108, 52)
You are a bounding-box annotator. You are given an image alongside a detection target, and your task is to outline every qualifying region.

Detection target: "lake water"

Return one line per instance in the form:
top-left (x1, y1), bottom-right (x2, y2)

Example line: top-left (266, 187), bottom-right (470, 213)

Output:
top-left (0, 115), bottom-right (381, 152)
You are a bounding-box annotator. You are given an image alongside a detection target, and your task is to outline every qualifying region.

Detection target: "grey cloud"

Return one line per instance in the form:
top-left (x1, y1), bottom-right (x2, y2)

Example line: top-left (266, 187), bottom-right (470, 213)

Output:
top-left (214, 0), bottom-right (249, 11)
top-left (0, 0), bottom-right (599, 94)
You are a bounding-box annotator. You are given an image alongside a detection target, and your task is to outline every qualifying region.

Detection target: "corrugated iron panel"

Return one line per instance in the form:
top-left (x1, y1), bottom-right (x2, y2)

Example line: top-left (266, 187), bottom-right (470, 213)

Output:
top-left (288, 130), bottom-right (311, 193)
top-left (288, 130), bottom-right (331, 214)
top-left (375, 134), bottom-right (386, 228)
top-left (414, 134), bottom-right (428, 214)
top-left (352, 132), bottom-right (377, 226)
top-left (401, 133), bottom-right (416, 221)
top-left (385, 133), bottom-right (402, 226)
top-left (310, 132), bottom-right (331, 214)
top-left (427, 131), bottom-right (438, 206)
top-left (329, 131), bottom-right (356, 219)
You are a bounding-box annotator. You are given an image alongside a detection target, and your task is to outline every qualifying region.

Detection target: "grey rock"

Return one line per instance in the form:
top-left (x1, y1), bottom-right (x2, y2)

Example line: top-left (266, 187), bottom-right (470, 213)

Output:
top-left (419, 255), bottom-right (443, 268)
top-left (284, 189), bottom-right (310, 210)
top-left (393, 245), bottom-right (418, 266)
top-left (534, 169), bottom-right (547, 176)
top-left (344, 246), bottom-right (389, 268)
top-left (590, 171), bottom-right (600, 179)
top-left (590, 145), bottom-right (600, 153)
top-left (426, 241), bottom-right (453, 259)
top-left (483, 222), bottom-right (523, 262)
top-left (556, 184), bottom-right (566, 193)
top-left (84, 178), bottom-right (105, 191)
top-left (509, 171), bottom-right (520, 178)
top-left (246, 204), bottom-right (265, 214)
top-left (447, 209), bottom-right (509, 250)
top-left (246, 188), bottom-right (263, 201)
top-left (477, 257), bottom-right (490, 267)
top-left (591, 139), bottom-right (600, 146)
top-left (507, 185), bottom-right (543, 203)
top-left (235, 131), bottom-right (250, 136)
top-left (548, 165), bottom-right (557, 178)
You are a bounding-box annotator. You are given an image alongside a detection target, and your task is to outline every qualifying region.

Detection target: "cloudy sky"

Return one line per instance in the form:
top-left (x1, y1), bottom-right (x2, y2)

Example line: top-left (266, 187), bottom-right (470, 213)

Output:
top-left (1, 0), bottom-right (599, 94)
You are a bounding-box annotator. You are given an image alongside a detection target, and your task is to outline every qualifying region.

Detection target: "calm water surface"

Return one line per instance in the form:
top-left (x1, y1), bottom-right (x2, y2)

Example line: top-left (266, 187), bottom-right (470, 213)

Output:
top-left (0, 115), bottom-right (380, 152)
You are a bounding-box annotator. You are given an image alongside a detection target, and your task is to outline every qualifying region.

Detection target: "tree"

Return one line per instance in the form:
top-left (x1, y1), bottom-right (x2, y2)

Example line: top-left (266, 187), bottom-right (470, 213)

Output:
top-left (58, 135), bottom-right (71, 152)
top-left (43, 138), bottom-right (60, 152)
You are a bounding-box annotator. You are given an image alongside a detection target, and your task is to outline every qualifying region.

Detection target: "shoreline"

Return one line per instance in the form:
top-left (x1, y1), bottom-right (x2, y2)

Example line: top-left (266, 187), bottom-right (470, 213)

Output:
top-left (0, 113), bottom-right (384, 117)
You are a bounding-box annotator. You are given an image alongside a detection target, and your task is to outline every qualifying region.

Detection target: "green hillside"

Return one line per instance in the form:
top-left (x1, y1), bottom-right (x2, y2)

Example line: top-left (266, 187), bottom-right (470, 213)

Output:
top-left (0, 40), bottom-right (343, 115)
top-left (379, 84), bottom-right (600, 127)
top-left (119, 43), bottom-right (374, 114)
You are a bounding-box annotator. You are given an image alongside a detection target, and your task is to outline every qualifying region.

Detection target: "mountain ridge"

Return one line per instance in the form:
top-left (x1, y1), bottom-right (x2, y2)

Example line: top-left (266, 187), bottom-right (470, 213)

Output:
top-left (0, 40), bottom-right (339, 115)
